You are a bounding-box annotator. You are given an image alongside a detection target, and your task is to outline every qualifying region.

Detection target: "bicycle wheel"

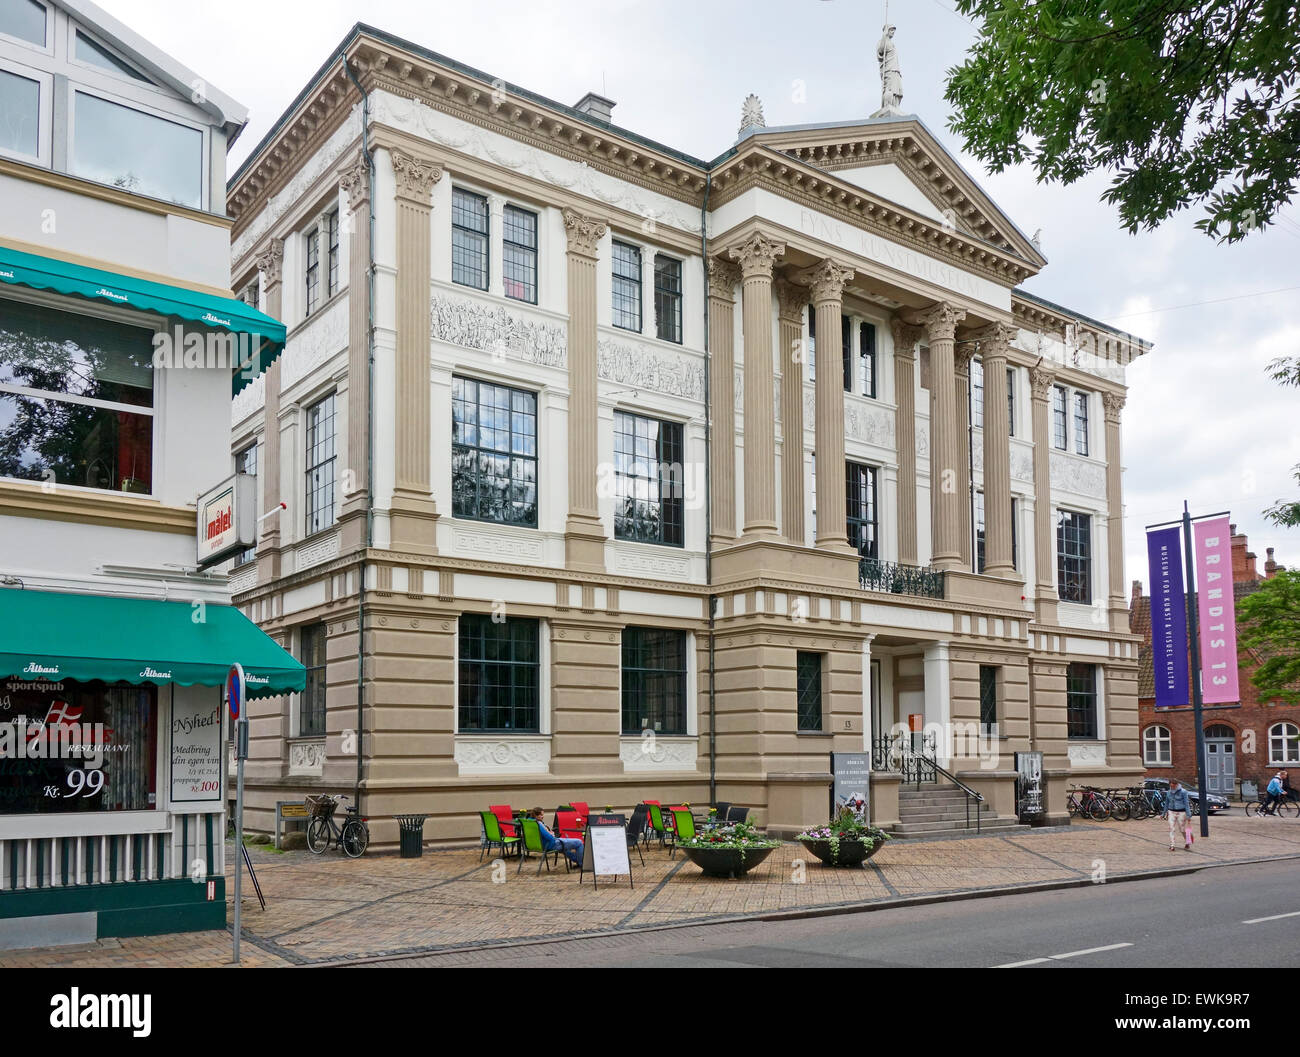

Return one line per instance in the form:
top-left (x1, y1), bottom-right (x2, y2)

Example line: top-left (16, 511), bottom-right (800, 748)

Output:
top-left (1086, 798), bottom-right (1111, 821)
top-left (307, 817), bottom-right (332, 853)
top-left (1110, 798), bottom-right (1131, 822)
top-left (341, 819), bottom-right (369, 858)
top-left (1278, 800), bottom-right (1299, 819)
top-left (1067, 796), bottom-right (1080, 818)
top-left (1245, 800), bottom-right (1260, 817)
top-left (1131, 798), bottom-right (1149, 820)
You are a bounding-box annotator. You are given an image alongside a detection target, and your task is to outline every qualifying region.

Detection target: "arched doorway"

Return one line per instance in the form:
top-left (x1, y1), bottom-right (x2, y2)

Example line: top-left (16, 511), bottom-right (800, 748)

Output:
top-left (1204, 724), bottom-right (1236, 797)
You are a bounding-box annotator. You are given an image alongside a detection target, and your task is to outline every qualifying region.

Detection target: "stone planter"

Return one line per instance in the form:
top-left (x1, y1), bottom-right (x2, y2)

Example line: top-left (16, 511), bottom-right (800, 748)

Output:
top-left (679, 843), bottom-right (778, 878)
top-left (798, 836), bottom-right (884, 867)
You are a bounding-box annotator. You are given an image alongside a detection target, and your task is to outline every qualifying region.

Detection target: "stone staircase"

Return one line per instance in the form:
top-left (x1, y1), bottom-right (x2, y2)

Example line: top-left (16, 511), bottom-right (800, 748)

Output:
top-left (890, 784), bottom-right (1025, 838)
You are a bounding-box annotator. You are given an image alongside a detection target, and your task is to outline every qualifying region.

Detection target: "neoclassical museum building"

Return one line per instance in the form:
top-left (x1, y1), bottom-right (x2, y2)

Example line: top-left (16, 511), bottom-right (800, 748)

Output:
top-left (222, 24), bottom-right (1151, 843)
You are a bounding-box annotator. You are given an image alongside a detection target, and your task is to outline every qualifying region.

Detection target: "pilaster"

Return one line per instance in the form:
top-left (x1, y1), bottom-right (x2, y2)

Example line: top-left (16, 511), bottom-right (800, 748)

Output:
top-left (776, 278), bottom-right (807, 545)
top-left (914, 301), bottom-right (966, 570)
top-left (1103, 391), bottom-right (1128, 631)
top-left (708, 258), bottom-right (741, 546)
top-left (338, 152), bottom-right (372, 550)
top-left (1030, 364), bottom-right (1059, 622)
top-left (254, 238), bottom-right (284, 581)
top-left (890, 318), bottom-right (923, 566)
top-left (971, 322), bottom-right (1017, 578)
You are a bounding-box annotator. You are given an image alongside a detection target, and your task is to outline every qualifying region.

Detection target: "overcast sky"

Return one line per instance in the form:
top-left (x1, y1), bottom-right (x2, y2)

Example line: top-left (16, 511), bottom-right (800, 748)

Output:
top-left (102, 0), bottom-right (1299, 588)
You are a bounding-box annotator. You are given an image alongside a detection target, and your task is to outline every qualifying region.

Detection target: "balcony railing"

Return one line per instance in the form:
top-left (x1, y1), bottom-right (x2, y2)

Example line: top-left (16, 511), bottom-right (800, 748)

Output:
top-left (858, 558), bottom-right (945, 599)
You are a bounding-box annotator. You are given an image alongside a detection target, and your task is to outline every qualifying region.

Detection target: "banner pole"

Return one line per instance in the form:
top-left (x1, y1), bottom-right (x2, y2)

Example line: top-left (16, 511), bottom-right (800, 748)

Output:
top-left (1182, 501), bottom-right (1210, 839)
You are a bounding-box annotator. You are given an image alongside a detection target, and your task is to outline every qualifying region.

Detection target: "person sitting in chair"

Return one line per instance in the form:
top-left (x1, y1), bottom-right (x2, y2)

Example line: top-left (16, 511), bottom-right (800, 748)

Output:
top-left (529, 807), bottom-right (583, 867)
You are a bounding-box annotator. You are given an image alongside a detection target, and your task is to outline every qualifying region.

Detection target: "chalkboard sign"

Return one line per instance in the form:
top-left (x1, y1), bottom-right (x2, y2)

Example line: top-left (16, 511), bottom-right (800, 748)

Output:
top-left (580, 813), bottom-right (633, 889)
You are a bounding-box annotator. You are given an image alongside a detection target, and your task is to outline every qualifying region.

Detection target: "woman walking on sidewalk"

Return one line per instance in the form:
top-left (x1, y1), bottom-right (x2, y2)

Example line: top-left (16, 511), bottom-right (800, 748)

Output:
top-left (1166, 779), bottom-right (1191, 851)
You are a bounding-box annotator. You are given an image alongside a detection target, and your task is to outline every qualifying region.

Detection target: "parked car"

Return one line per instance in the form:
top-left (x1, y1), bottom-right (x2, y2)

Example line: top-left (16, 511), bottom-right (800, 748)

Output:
top-left (1143, 777), bottom-right (1229, 815)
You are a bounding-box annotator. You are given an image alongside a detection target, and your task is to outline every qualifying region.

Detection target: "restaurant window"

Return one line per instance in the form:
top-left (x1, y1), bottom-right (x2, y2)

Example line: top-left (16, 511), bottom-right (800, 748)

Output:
top-left (234, 442), bottom-right (257, 566)
top-left (1056, 509), bottom-right (1092, 604)
top-left (1143, 725), bottom-right (1171, 766)
top-left (979, 665), bottom-right (998, 732)
top-left (841, 314), bottom-right (852, 393)
top-left (0, 680), bottom-right (156, 814)
top-left (797, 652), bottom-right (823, 732)
top-left (451, 377), bottom-right (538, 527)
top-left (304, 392), bottom-right (337, 535)
top-left (72, 91), bottom-right (202, 208)
top-left (1269, 722), bottom-right (1300, 765)
top-left (621, 627), bottom-right (687, 735)
top-left (300, 624), bottom-right (327, 737)
top-left (451, 187), bottom-right (489, 290)
top-left (614, 411), bottom-right (684, 546)
top-left (503, 204), bottom-right (537, 303)
top-left (326, 209), bottom-right (340, 299)
top-left (1066, 662), bottom-right (1098, 739)
top-left (1052, 384), bottom-right (1068, 450)
top-left (654, 254), bottom-right (682, 343)
top-left (860, 322), bottom-right (877, 398)
top-left (458, 615), bottom-right (540, 732)
top-left (0, 68), bottom-right (39, 158)
top-left (1, 0), bottom-right (47, 46)
top-left (1074, 390), bottom-right (1090, 456)
top-left (845, 460), bottom-right (878, 559)
top-left (0, 297), bottom-right (153, 493)
top-left (612, 241), bottom-right (642, 331)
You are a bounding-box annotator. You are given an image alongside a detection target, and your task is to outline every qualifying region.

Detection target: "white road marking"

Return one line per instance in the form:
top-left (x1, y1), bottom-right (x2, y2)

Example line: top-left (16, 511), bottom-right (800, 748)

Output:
top-left (1242, 910), bottom-right (1300, 925)
top-left (995, 942), bottom-right (1132, 968)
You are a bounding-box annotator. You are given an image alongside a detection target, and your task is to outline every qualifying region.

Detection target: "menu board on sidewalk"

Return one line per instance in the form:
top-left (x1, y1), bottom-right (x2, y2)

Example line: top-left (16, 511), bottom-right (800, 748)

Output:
top-left (170, 692), bottom-right (222, 804)
top-left (831, 752), bottom-right (871, 821)
top-left (580, 813), bottom-right (633, 889)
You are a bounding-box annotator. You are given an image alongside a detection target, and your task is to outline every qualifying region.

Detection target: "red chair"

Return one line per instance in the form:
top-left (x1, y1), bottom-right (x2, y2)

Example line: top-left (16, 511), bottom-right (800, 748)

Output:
top-left (489, 804), bottom-right (518, 837)
top-left (570, 801), bottom-right (591, 819)
top-left (555, 809), bottom-right (584, 840)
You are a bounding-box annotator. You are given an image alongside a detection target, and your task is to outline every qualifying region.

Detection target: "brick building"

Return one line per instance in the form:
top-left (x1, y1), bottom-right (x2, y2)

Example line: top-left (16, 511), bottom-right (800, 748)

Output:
top-left (1132, 527), bottom-right (1292, 798)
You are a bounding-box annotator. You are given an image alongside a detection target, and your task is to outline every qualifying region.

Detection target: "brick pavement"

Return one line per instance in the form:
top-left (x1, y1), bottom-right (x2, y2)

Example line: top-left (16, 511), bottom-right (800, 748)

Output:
top-left (4, 813), bottom-right (1299, 968)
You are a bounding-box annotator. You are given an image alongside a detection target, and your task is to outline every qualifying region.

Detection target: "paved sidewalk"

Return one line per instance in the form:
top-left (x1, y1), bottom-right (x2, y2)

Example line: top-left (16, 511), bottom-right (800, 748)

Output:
top-left (5, 814), bottom-right (1299, 968)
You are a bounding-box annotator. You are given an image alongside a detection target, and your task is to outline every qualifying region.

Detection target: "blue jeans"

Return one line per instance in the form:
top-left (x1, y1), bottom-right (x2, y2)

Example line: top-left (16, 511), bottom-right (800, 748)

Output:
top-left (556, 838), bottom-right (582, 865)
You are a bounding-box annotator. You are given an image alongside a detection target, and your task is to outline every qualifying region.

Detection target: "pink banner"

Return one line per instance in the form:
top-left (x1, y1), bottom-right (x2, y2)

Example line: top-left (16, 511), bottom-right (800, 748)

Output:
top-left (1193, 515), bottom-right (1239, 704)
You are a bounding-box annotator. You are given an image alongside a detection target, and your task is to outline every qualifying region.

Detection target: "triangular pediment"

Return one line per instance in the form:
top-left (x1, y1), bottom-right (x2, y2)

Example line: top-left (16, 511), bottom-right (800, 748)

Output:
top-left (741, 116), bottom-right (1046, 268)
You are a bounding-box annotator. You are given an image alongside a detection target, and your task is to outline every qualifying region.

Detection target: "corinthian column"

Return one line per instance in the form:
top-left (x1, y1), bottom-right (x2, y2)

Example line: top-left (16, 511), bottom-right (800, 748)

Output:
top-left (728, 233), bottom-right (785, 538)
top-left (388, 148), bottom-right (442, 554)
top-left (798, 258), bottom-right (856, 552)
top-left (971, 322), bottom-right (1016, 578)
top-left (890, 318), bottom-right (924, 566)
top-left (1103, 391), bottom-right (1128, 630)
top-left (254, 239), bottom-right (284, 580)
top-left (954, 342), bottom-right (974, 567)
top-left (915, 301), bottom-right (966, 570)
top-left (563, 208), bottom-right (608, 571)
top-left (776, 278), bottom-right (808, 544)
top-left (339, 153), bottom-right (371, 550)
top-left (707, 258), bottom-right (741, 545)
top-left (1030, 364), bottom-right (1059, 621)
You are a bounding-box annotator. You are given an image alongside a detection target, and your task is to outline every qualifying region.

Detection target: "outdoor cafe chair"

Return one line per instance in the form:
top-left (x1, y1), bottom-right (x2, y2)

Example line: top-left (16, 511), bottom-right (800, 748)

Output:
top-left (555, 809), bottom-right (584, 840)
top-left (518, 817), bottom-right (568, 875)
top-left (570, 801), bottom-right (591, 819)
top-left (668, 808), bottom-right (696, 859)
top-left (645, 802), bottom-right (669, 847)
top-left (713, 801), bottom-right (732, 823)
top-left (726, 806), bottom-right (749, 824)
top-left (489, 804), bottom-right (519, 837)
top-left (480, 810), bottom-right (521, 860)
top-left (625, 804), bottom-right (648, 866)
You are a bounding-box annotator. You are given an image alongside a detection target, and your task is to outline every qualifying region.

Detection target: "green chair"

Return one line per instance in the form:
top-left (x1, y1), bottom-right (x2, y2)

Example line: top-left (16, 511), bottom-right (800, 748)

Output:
top-left (646, 802), bottom-right (669, 848)
top-left (668, 808), bottom-right (696, 858)
top-left (480, 810), bottom-right (521, 861)
top-left (517, 817), bottom-right (568, 875)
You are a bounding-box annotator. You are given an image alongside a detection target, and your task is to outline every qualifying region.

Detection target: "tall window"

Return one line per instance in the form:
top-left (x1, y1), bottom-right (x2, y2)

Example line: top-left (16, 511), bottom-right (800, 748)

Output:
top-left (1073, 391), bottom-right (1090, 455)
top-left (0, 68), bottom-right (39, 158)
top-left (612, 241), bottom-right (642, 331)
top-left (1007, 367), bottom-right (1016, 436)
top-left (1143, 725), bottom-right (1171, 765)
top-left (235, 442), bottom-right (257, 566)
top-left (841, 314), bottom-right (852, 393)
top-left (503, 204), bottom-right (537, 303)
top-left (976, 493), bottom-right (1019, 573)
top-left (1269, 722), bottom-right (1300, 765)
top-left (807, 304), bottom-right (816, 381)
top-left (304, 226), bottom-right (320, 317)
top-left (845, 461), bottom-right (878, 559)
top-left (72, 92), bottom-right (202, 208)
top-left (300, 624), bottom-right (327, 737)
top-left (621, 627), bottom-right (687, 734)
top-left (979, 666), bottom-right (998, 732)
top-left (797, 652), bottom-right (823, 732)
top-left (326, 209), bottom-right (340, 299)
top-left (0, 298), bottom-right (153, 492)
top-left (304, 393), bottom-right (337, 534)
top-left (1052, 384), bottom-right (1068, 450)
top-left (458, 615), bottom-right (540, 732)
top-left (451, 188), bottom-right (489, 289)
top-left (654, 254), bottom-right (683, 343)
top-left (1056, 509), bottom-right (1092, 603)
top-left (451, 377), bottom-right (538, 527)
top-left (613, 411), bottom-right (684, 545)
top-left (860, 322), bottom-right (877, 397)
top-left (1066, 662), bottom-right (1098, 739)
top-left (241, 277), bottom-right (259, 310)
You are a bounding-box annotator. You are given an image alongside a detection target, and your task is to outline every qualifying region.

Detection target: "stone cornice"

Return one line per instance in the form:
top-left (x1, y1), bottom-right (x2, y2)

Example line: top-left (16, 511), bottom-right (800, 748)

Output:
top-left (1011, 293), bottom-right (1150, 366)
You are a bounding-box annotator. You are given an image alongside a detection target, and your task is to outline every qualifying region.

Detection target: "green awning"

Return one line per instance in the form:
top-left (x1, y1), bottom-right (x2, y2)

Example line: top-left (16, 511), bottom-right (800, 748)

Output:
top-left (0, 244), bottom-right (286, 396)
top-left (0, 589), bottom-right (304, 697)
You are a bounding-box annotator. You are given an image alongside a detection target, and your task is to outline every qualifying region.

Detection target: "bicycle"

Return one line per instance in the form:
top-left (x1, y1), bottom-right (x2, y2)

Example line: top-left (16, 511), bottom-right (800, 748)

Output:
top-left (1245, 793), bottom-right (1299, 819)
top-left (1067, 786), bottom-right (1111, 821)
top-left (305, 794), bottom-right (371, 857)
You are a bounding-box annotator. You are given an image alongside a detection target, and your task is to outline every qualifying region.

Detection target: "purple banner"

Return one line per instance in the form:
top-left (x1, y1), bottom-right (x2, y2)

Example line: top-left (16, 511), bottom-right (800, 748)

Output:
top-left (1194, 515), bottom-right (1240, 704)
top-left (1147, 526), bottom-right (1189, 708)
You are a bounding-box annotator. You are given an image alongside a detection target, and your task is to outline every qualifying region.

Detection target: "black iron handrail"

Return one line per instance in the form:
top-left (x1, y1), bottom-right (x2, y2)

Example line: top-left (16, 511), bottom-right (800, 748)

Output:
top-left (858, 558), bottom-right (945, 599)
top-left (929, 757), bottom-right (985, 834)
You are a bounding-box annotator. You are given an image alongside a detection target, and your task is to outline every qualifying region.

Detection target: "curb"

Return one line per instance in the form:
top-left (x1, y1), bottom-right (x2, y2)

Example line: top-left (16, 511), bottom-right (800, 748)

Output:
top-left (310, 849), bottom-right (1300, 967)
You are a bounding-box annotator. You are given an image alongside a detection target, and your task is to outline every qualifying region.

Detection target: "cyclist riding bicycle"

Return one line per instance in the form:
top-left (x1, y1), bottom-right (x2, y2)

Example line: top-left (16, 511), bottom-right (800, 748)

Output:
top-left (1264, 771), bottom-right (1288, 816)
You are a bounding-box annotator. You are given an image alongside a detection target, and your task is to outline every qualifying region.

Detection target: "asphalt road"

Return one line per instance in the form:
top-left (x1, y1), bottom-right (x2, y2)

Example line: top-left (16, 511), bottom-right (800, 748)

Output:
top-left (370, 858), bottom-right (1300, 968)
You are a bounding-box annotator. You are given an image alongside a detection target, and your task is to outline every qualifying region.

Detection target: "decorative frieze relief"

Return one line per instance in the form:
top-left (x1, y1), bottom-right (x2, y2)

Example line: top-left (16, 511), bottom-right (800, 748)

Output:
top-left (800, 391), bottom-right (894, 447)
top-left (289, 739), bottom-right (326, 776)
top-left (456, 736), bottom-right (550, 775)
top-left (611, 548), bottom-right (692, 581)
top-left (972, 439), bottom-right (1035, 483)
top-left (597, 336), bottom-right (703, 401)
top-left (431, 293), bottom-right (566, 368)
top-left (620, 736), bottom-right (698, 773)
top-left (1068, 742), bottom-right (1107, 766)
top-left (1050, 451), bottom-right (1107, 498)
top-left (229, 566), bottom-right (258, 597)
top-left (452, 527), bottom-right (546, 562)
top-left (298, 532), bottom-right (342, 571)
top-left (282, 297), bottom-right (349, 391)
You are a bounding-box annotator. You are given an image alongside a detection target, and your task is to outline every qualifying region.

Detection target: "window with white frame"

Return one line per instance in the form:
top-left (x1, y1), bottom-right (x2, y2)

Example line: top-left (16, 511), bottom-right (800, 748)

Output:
top-left (1066, 662), bottom-right (1098, 739)
top-left (653, 253), bottom-right (682, 343)
top-left (1051, 382), bottom-right (1093, 454)
top-left (71, 90), bottom-right (202, 208)
top-left (451, 188), bottom-right (488, 290)
top-left (1270, 722), bottom-right (1300, 765)
top-left (503, 204), bottom-right (537, 303)
top-left (1052, 384), bottom-right (1068, 449)
top-left (73, 28), bottom-right (149, 83)
top-left (1056, 509), bottom-right (1092, 604)
top-left (1143, 724), bottom-right (1171, 765)
top-left (300, 623), bottom-right (327, 737)
top-left (304, 209), bottom-right (338, 318)
top-left (612, 241), bottom-right (642, 331)
top-left (326, 208), bottom-right (340, 298)
top-left (0, 0), bottom-right (48, 46)
top-left (0, 66), bottom-right (40, 157)
top-left (1073, 390), bottom-right (1090, 455)
top-left (859, 321), bottom-right (877, 398)
top-left (304, 392), bottom-right (336, 535)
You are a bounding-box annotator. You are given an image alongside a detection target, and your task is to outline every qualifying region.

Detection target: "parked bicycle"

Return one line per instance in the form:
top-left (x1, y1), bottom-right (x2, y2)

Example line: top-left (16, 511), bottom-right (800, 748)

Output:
top-left (1067, 786), bottom-right (1111, 821)
top-left (306, 794), bottom-right (370, 857)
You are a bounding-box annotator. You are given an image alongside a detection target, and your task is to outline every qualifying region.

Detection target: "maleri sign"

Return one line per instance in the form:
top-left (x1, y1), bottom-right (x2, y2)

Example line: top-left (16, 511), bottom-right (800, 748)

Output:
top-left (196, 473), bottom-right (256, 568)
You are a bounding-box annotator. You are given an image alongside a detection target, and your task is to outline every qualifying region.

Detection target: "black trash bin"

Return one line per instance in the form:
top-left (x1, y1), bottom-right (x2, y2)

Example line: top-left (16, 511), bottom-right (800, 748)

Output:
top-left (396, 814), bottom-right (429, 858)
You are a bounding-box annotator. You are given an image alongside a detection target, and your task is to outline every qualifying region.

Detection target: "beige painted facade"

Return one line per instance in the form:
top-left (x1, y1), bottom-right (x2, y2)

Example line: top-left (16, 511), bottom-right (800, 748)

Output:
top-left (223, 28), bottom-right (1150, 844)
